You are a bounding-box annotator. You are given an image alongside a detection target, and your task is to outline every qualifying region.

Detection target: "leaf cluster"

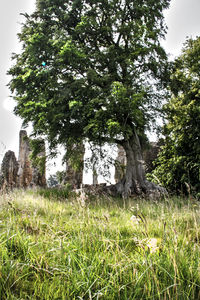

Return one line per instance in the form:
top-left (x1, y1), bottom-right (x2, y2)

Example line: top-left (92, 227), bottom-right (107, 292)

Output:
top-left (153, 37), bottom-right (200, 195)
top-left (8, 0), bottom-right (170, 152)
top-left (29, 139), bottom-right (46, 175)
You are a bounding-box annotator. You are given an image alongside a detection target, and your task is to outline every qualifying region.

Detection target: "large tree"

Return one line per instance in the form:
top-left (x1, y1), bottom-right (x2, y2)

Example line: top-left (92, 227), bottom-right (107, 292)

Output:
top-left (153, 37), bottom-right (200, 196)
top-left (9, 0), bottom-right (170, 197)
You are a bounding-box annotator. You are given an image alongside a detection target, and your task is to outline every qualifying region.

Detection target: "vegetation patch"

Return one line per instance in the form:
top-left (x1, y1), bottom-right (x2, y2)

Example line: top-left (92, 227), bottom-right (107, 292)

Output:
top-left (0, 189), bottom-right (199, 299)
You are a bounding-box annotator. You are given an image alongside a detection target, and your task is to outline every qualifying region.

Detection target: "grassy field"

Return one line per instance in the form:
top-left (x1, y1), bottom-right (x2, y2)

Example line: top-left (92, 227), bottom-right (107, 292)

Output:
top-left (0, 188), bottom-right (199, 299)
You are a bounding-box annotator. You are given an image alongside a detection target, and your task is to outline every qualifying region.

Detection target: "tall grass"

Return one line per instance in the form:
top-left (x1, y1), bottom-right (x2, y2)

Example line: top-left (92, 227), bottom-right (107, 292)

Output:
top-left (0, 189), bottom-right (199, 299)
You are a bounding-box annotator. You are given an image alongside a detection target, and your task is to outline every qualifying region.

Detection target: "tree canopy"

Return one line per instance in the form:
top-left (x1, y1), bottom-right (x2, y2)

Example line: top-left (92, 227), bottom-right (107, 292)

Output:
top-left (8, 0), bottom-right (170, 196)
top-left (153, 37), bottom-right (200, 195)
top-left (9, 0), bottom-right (169, 147)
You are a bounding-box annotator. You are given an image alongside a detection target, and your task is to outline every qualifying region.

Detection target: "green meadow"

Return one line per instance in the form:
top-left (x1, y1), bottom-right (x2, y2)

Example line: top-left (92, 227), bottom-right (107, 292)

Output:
top-left (0, 189), bottom-right (199, 299)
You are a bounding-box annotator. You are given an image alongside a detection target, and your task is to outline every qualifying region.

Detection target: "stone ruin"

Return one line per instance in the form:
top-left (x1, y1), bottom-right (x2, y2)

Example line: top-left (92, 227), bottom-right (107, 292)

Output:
top-left (31, 139), bottom-right (47, 187)
top-left (64, 143), bottom-right (85, 189)
top-left (66, 142), bottom-right (160, 188)
top-left (0, 130), bottom-right (160, 191)
top-left (17, 130), bottom-right (34, 188)
top-left (143, 142), bottom-right (161, 173)
top-left (0, 130), bottom-right (46, 190)
top-left (0, 150), bottom-right (18, 189)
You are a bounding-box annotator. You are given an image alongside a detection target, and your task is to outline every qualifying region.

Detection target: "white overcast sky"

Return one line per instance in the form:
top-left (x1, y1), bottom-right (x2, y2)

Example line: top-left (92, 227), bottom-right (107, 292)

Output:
top-left (0, 0), bottom-right (200, 163)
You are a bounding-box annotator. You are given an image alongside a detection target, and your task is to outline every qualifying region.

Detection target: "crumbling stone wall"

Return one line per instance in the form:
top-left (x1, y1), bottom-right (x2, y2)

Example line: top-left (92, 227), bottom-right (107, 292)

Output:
top-left (17, 130), bottom-right (32, 187)
top-left (0, 150), bottom-right (18, 189)
top-left (30, 139), bottom-right (46, 187)
top-left (65, 143), bottom-right (85, 188)
top-left (65, 163), bottom-right (82, 188)
top-left (0, 130), bottom-right (46, 190)
top-left (143, 142), bottom-right (160, 173)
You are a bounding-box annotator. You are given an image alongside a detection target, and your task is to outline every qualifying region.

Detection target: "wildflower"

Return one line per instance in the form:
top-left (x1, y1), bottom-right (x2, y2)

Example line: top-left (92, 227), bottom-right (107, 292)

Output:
top-left (146, 238), bottom-right (159, 253)
top-left (130, 215), bottom-right (140, 225)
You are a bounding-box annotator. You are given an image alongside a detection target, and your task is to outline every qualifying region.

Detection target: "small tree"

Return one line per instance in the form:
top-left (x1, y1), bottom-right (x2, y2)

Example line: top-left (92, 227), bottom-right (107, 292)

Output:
top-left (8, 0), bottom-right (170, 197)
top-left (153, 37), bottom-right (200, 195)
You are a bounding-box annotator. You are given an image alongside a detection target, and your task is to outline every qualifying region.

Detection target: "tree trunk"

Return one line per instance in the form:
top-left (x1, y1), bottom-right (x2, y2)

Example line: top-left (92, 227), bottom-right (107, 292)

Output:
top-left (115, 130), bottom-right (166, 198)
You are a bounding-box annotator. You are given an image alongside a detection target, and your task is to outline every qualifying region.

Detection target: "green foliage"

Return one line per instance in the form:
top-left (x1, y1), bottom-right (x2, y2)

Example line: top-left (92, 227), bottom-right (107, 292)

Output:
top-left (0, 190), bottom-right (200, 299)
top-left (55, 170), bottom-right (66, 184)
top-left (64, 141), bottom-right (85, 172)
top-left (37, 186), bottom-right (72, 199)
top-left (8, 0), bottom-right (170, 152)
top-left (29, 139), bottom-right (46, 175)
top-left (153, 37), bottom-right (200, 195)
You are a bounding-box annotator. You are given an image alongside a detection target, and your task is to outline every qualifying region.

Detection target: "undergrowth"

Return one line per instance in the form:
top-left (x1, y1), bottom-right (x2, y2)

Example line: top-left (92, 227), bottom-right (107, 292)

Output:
top-left (0, 189), bottom-right (199, 299)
